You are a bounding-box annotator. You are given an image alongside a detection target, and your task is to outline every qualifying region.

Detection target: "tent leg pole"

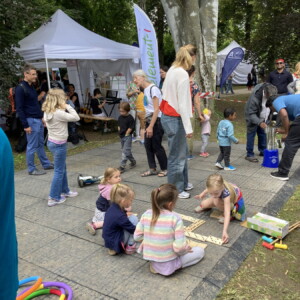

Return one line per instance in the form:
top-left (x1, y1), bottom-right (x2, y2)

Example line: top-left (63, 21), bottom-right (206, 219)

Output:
top-left (45, 58), bottom-right (51, 91)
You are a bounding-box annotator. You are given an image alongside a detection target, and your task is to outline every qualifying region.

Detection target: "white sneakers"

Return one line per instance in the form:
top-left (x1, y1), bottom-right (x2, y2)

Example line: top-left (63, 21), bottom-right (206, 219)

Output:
top-left (178, 183), bottom-right (194, 199)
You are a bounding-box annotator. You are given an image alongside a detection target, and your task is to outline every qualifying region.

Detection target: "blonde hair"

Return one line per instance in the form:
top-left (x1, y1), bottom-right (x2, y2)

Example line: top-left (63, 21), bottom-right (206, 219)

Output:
top-left (42, 88), bottom-right (67, 113)
top-left (110, 183), bottom-right (134, 206)
top-left (294, 62), bottom-right (300, 77)
top-left (101, 167), bottom-right (120, 184)
top-left (150, 184), bottom-right (178, 227)
top-left (206, 174), bottom-right (236, 203)
top-left (172, 44), bottom-right (197, 70)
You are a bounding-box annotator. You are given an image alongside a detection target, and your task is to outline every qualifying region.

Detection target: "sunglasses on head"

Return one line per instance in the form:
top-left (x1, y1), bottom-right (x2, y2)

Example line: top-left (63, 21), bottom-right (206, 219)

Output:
top-left (276, 62), bottom-right (284, 65)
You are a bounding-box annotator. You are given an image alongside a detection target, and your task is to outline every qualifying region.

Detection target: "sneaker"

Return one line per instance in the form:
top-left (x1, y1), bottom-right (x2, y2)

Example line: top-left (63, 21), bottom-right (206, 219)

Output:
top-left (28, 169), bottom-right (46, 175)
top-left (48, 195), bottom-right (66, 207)
top-left (185, 183), bottom-right (194, 191)
top-left (218, 217), bottom-right (225, 224)
top-left (204, 152), bottom-right (210, 157)
top-left (61, 191), bottom-right (78, 198)
top-left (270, 171), bottom-right (289, 181)
top-left (224, 165), bottom-right (236, 171)
top-left (149, 263), bottom-right (158, 274)
top-left (108, 249), bottom-right (117, 256)
top-left (86, 222), bottom-right (96, 235)
top-left (43, 164), bottom-right (54, 170)
top-left (187, 155), bottom-right (195, 160)
top-left (215, 162), bottom-right (224, 169)
top-left (194, 205), bottom-right (208, 213)
top-left (129, 161), bottom-right (136, 169)
top-left (199, 152), bottom-right (208, 157)
top-left (139, 140), bottom-right (145, 145)
top-left (178, 191), bottom-right (190, 199)
top-left (118, 166), bottom-right (125, 173)
top-left (125, 243), bottom-right (136, 255)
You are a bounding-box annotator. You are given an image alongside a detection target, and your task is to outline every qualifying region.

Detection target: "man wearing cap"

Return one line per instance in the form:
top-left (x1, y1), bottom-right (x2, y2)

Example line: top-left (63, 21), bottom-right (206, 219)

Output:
top-left (267, 59), bottom-right (293, 95)
top-left (266, 94), bottom-right (300, 180)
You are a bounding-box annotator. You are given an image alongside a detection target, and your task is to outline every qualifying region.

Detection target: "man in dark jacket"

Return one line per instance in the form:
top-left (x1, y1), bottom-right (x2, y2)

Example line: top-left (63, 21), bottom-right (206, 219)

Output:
top-left (267, 59), bottom-right (293, 95)
top-left (15, 65), bottom-right (53, 175)
top-left (245, 83), bottom-right (278, 162)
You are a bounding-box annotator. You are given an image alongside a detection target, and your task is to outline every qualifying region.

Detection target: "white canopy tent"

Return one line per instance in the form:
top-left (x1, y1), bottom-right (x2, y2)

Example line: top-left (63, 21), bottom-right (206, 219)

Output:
top-left (15, 9), bottom-right (140, 113)
top-left (217, 41), bottom-right (253, 85)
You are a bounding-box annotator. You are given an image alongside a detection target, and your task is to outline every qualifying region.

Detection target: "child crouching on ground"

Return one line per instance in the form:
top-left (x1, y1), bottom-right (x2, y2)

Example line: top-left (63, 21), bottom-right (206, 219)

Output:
top-left (102, 183), bottom-right (138, 255)
top-left (194, 173), bottom-right (246, 244)
top-left (134, 184), bottom-right (205, 276)
top-left (86, 167), bottom-right (121, 235)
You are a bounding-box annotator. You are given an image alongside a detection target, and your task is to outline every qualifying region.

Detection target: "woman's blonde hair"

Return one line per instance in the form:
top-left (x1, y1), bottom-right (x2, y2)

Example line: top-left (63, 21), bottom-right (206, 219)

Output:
top-left (110, 183), bottom-right (134, 206)
top-left (172, 44), bottom-right (197, 70)
top-left (100, 167), bottom-right (120, 184)
top-left (294, 62), bottom-right (300, 77)
top-left (132, 69), bottom-right (151, 83)
top-left (206, 173), bottom-right (236, 203)
top-left (150, 184), bottom-right (178, 227)
top-left (42, 88), bottom-right (67, 113)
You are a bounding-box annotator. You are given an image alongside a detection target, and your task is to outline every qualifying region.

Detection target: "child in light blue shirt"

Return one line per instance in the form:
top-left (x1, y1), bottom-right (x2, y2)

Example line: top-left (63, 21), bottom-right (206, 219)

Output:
top-left (215, 108), bottom-right (239, 171)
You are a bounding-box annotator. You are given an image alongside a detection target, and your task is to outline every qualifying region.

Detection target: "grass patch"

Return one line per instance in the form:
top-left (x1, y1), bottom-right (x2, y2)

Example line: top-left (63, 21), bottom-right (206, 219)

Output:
top-left (216, 186), bottom-right (300, 300)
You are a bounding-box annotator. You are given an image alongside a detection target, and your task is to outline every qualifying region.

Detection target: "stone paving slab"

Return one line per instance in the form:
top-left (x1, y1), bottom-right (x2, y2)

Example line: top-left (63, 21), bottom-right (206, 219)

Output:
top-left (15, 141), bottom-right (300, 299)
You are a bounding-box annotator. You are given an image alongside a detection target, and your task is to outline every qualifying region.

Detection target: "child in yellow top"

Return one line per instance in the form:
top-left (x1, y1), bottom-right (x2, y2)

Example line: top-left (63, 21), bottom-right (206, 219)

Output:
top-left (135, 91), bottom-right (146, 144)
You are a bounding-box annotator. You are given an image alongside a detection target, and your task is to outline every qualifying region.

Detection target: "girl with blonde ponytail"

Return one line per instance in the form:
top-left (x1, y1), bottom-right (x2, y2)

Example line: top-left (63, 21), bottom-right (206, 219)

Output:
top-left (134, 184), bottom-right (205, 276)
top-left (194, 173), bottom-right (246, 244)
top-left (160, 44), bottom-right (197, 199)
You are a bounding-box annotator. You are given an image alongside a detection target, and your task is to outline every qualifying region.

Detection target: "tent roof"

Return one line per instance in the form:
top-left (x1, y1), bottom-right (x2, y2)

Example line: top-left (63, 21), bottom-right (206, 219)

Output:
top-left (217, 40), bottom-right (246, 57)
top-left (16, 9), bottom-right (140, 61)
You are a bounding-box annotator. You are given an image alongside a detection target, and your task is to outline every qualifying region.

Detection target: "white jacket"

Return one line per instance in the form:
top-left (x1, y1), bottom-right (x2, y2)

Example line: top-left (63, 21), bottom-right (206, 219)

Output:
top-left (162, 66), bottom-right (193, 134)
top-left (44, 104), bottom-right (80, 141)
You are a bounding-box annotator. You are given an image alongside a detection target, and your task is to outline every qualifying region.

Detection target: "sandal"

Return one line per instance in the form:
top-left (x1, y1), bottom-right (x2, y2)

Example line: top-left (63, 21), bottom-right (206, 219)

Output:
top-left (157, 170), bottom-right (168, 177)
top-left (245, 156), bottom-right (259, 163)
top-left (141, 169), bottom-right (158, 177)
top-left (194, 206), bottom-right (210, 213)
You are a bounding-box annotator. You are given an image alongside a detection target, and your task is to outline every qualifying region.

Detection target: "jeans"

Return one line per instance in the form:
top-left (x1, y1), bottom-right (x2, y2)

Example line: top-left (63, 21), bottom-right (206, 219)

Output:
top-left (161, 114), bottom-right (188, 193)
top-left (226, 79), bottom-right (234, 94)
top-left (246, 126), bottom-right (266, 157)
top-left (26, 118), bottom-right (51, 173)
top-left (217, 146), bottom-right (231, 167)
top-left (278, 116), bottom-right (300, 175)
top-left (123, 215), bottom-right (138, 246)
top-left (47, 141), bottom-right (69, 200)
top-left (120, 136), bottom-right (135, 167)
top-left (144, 119), bottom-right (167, 170)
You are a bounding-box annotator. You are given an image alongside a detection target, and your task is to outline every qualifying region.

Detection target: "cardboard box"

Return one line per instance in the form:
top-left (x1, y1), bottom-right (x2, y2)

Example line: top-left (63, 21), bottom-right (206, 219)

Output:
top-left (247, 213), bottom-right (289, 238)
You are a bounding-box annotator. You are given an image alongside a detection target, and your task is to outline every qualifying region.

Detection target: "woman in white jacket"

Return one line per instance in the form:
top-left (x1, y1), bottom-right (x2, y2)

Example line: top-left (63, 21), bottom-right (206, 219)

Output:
top-left (42, 88), bottom-right (80, 207)
top-left (160, 44), bottom-right (197, 199)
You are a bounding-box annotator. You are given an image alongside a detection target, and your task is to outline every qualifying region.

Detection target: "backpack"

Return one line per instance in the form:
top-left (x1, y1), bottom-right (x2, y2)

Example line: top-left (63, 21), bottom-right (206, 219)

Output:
top-left (144, 85), bottom-right (160, 107)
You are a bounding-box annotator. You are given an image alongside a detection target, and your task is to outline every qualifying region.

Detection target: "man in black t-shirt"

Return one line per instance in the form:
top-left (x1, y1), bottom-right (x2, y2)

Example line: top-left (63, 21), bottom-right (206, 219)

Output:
top-left (267, 59), bottom-right (293, 95)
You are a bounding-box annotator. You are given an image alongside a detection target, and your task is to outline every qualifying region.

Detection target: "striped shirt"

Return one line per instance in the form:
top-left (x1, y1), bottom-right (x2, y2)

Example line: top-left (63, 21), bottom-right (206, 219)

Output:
top-left (134, 209), bottom-right (189, 262)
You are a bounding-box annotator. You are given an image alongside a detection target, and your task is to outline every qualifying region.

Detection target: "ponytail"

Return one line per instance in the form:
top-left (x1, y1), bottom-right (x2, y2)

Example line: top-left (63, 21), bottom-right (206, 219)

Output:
top-left (172, 44), bottom-right (197, 70)
top-left (223, 180), bottom-right (237, 204)
top-left (150, 184), bottom-right (178, 227)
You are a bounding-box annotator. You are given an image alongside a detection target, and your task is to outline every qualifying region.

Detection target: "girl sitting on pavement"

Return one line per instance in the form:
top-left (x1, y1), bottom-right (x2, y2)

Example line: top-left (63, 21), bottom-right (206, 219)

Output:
top-left (194, 173), bottom-right (246, 244)
top-left (102, 184), bottom-right (138, 256)
top-left (86, 167), bottom-right (121, 235)
top-left (134, 184), bottom-right (205, 276)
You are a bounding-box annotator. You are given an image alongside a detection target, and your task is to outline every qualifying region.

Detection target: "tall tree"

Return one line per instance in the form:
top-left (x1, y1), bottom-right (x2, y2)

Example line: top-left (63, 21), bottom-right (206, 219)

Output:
top-left (160, 0), bottom-right (219, 92)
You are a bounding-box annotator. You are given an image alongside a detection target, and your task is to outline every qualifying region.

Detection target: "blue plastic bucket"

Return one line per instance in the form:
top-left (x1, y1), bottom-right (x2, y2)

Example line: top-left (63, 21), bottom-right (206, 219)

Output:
top-left (262, 149), bottom-right (279, 168)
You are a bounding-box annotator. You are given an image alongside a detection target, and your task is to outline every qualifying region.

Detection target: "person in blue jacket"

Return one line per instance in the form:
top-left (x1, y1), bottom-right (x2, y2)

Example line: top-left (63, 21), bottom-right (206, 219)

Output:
top-left (215, 108), bottom-right (239, 171)
top-left (0, 128), bottom-right (18, 299)
top-left (102, 183), bottom-right (138, 255)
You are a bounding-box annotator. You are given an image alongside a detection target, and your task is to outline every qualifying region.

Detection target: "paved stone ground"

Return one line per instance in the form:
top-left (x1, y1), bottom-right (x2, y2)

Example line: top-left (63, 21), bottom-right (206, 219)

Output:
top-left (15, 141), bottom-right (300, 299)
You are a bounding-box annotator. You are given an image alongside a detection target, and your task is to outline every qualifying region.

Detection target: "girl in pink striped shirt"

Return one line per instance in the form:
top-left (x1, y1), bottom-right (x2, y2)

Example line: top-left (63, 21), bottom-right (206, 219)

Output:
top-left (134, 184), bottom-right (205, 276)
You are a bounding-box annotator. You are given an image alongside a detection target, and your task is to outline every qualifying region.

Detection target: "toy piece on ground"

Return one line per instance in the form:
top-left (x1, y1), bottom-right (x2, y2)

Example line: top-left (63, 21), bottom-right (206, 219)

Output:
top-left (274, 243), bottom-right (288, 249)
top-left (262, 241), bottom-right (274, 250)
top-left (77, 174), bottom-right (104, 188)
top-left (187, 239), bottom-right (207, 249)
top-left (210, 209), bottom-right (223, 219)
top-left (185, 219), bottom-right (206, 232)
top-left (247, 212), bottom-right (289, 238)
top-left (185, 231), bottom-right (223, 245)
top-left (179, 213), bottom-right (199, 223)
top-left (270, 221), bottom-right (300, 245)
top-left (262, 235), bottom-right (273, 243)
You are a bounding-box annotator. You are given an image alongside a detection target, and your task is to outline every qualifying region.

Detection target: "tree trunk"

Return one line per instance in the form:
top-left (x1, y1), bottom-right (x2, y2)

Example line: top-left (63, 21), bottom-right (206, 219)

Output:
top-left (160, 0), bottom-right (218, 93)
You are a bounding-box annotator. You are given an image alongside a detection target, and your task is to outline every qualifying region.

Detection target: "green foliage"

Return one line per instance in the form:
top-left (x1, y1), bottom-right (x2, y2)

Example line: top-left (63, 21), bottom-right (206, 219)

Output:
top-left (218, 0), bottom-right (300, 72)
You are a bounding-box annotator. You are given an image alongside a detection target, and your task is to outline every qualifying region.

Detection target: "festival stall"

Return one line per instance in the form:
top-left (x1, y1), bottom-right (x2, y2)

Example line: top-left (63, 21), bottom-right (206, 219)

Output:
top-left (15, 9), bottom-right (140, 118)
top-left (217, 40), bottom-right (253, 85)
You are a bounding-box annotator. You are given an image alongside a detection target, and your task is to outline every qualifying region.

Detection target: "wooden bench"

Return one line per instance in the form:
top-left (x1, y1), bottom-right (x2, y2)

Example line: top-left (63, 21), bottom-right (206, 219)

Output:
top-left (78, 114), bottom-right (114, 122)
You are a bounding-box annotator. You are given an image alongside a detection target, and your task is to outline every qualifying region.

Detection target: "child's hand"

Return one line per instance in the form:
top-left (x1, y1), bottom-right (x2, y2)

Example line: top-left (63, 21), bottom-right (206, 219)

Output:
top-left (186, 245), bottom-right (193, 253)
top-left (125, 206), bottom-right (132, 212)
top-left (222, 231), bottom-right (229, 244)
top-left (194, 194), bottom-right (202, 199)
